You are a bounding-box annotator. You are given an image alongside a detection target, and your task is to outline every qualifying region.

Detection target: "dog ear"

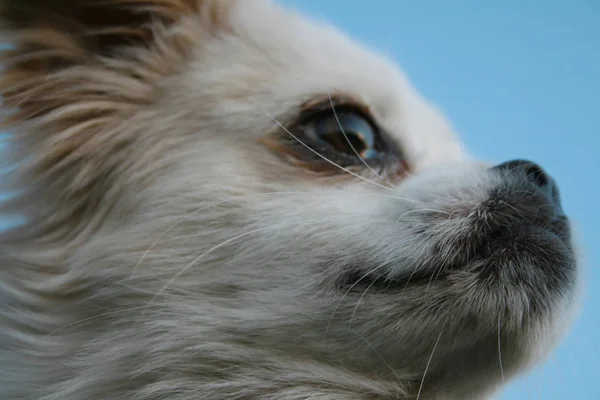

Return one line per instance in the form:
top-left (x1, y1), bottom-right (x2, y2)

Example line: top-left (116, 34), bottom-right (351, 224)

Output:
top-left (0, 0), bottom-right (223, 140)
top-left (0, 0), bottom-right (232, 237)
top-left (0, 0), bottom-right (212, 54)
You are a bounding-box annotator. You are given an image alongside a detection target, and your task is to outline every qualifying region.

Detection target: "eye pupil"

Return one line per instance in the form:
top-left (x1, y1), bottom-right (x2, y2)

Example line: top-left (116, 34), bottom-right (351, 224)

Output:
top-left (321, 130), bottom-right (367, 155)
top-left (309, 110), bottom-right (380, 160)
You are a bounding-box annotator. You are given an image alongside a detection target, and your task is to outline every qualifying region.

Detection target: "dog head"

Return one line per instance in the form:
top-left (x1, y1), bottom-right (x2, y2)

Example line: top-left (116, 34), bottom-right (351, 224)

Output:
top-left (0, 1), bottom-right (580, 399)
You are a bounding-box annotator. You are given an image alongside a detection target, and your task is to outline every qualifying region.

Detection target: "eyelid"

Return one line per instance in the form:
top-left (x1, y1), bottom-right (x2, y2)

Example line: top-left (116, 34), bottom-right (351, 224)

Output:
top-left (296, 100), bottom-right (378, 130)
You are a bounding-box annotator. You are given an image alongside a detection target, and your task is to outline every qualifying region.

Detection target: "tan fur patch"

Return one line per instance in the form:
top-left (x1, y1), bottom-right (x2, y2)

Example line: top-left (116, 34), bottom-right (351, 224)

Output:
top-left (0, 0), bottom-right (234, 236)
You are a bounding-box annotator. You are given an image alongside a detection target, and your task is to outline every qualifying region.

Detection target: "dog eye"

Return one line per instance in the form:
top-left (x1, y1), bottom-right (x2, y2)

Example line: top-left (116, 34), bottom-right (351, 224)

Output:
top-left (303, 110), bottom-right (382, 160)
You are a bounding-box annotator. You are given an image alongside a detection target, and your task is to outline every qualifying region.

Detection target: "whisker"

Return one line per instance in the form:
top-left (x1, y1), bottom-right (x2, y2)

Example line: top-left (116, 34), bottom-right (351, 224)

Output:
top-left (130, 191), bottom-right (312, 278)
top-left (354, 332), bottom-right (402, 383)
top-left (143, 225), bottom-right (280, 314)
top-left (349, 276), bottom-right (379, 327)
top-left (325, 262), bottom-right (389, 337)
top-left (425, 241), bottom-right (458, 293)
top-left (499, 200), bottom-right (529, 220)
top-left (425, 266), bottom-right (440, 293)
top-left (426, 262), bottom-right (446, 293)
top-left (416, 329), bottom-right (444, 400)
top-left (498, 313), bottom-right (505, 383)
top-left (45, 302), bottom-right (186, 337)
top-left (458, 138), bottom-right (468, 161)
top-left (397, 208), bottom-right (451, 221)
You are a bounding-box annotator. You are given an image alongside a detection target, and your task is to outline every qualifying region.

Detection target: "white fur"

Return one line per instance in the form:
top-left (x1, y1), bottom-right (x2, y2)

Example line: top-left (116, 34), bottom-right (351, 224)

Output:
top-left (0, 1), bottom-right (580, 399)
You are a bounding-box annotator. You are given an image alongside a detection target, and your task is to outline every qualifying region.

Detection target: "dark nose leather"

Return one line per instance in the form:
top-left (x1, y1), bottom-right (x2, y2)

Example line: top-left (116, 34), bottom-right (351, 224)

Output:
top-left (491, 159), bottom-right (564, 217)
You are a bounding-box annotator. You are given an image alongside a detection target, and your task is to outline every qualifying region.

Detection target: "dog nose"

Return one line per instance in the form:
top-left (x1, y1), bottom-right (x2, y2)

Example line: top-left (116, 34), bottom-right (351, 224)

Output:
top-left (491, 159), bottom-right (564, 216)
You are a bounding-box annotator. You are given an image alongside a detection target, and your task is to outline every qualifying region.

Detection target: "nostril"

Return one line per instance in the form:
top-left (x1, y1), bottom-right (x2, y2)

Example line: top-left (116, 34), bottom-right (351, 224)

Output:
top-left (491, 159), bottom-right (551, 190)
top-left (491, 159), bottom-right (565, 216)
top-left (523, 163), bottom-right (549, 189)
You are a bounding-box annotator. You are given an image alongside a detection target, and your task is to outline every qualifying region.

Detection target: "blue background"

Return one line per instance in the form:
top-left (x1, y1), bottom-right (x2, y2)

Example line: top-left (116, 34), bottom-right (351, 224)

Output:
top-left (281, 0), bottom-right (598, 398)
top-left (0, 1), bottom-right (596, 398)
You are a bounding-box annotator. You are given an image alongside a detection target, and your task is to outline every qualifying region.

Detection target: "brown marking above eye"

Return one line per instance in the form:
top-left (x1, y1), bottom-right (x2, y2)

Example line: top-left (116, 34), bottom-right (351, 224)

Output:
top-left (260, 94), bottom-right (409, 179)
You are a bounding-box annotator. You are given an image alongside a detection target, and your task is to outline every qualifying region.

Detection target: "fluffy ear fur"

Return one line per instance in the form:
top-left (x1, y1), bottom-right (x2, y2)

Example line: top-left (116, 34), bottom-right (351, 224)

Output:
top-left (0, 0), bottom-right (230, 240)
top-left (0, 1), bottom-right (203, 54)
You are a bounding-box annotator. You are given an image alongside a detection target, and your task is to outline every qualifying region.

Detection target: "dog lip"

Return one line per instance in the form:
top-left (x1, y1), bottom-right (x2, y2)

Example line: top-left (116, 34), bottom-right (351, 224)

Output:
top-left (339, 215), bottom-right (572, 294)
top-left (338, 268), bottom-right (436, 293)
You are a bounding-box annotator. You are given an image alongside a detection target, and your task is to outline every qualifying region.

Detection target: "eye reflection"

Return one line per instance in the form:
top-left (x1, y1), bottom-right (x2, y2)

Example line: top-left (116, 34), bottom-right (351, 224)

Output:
top-left (305, 110), bottom-right (381, 160)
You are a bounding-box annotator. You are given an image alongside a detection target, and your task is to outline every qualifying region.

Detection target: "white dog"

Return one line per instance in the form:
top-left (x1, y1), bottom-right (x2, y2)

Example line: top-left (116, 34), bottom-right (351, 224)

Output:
top-left (0, 1), bottom-right (580, 399)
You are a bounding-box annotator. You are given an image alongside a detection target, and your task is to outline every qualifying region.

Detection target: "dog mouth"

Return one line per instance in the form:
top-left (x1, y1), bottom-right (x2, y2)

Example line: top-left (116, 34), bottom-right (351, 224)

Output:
top-left (338, 269), bottom-right (438, 293)
top-left (339, 215), bottom-right (572, 295)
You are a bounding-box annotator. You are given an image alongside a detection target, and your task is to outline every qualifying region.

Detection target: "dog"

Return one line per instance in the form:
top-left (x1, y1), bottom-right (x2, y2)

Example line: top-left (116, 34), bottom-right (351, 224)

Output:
top-left (0, 1), bottom-right (580, 399)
